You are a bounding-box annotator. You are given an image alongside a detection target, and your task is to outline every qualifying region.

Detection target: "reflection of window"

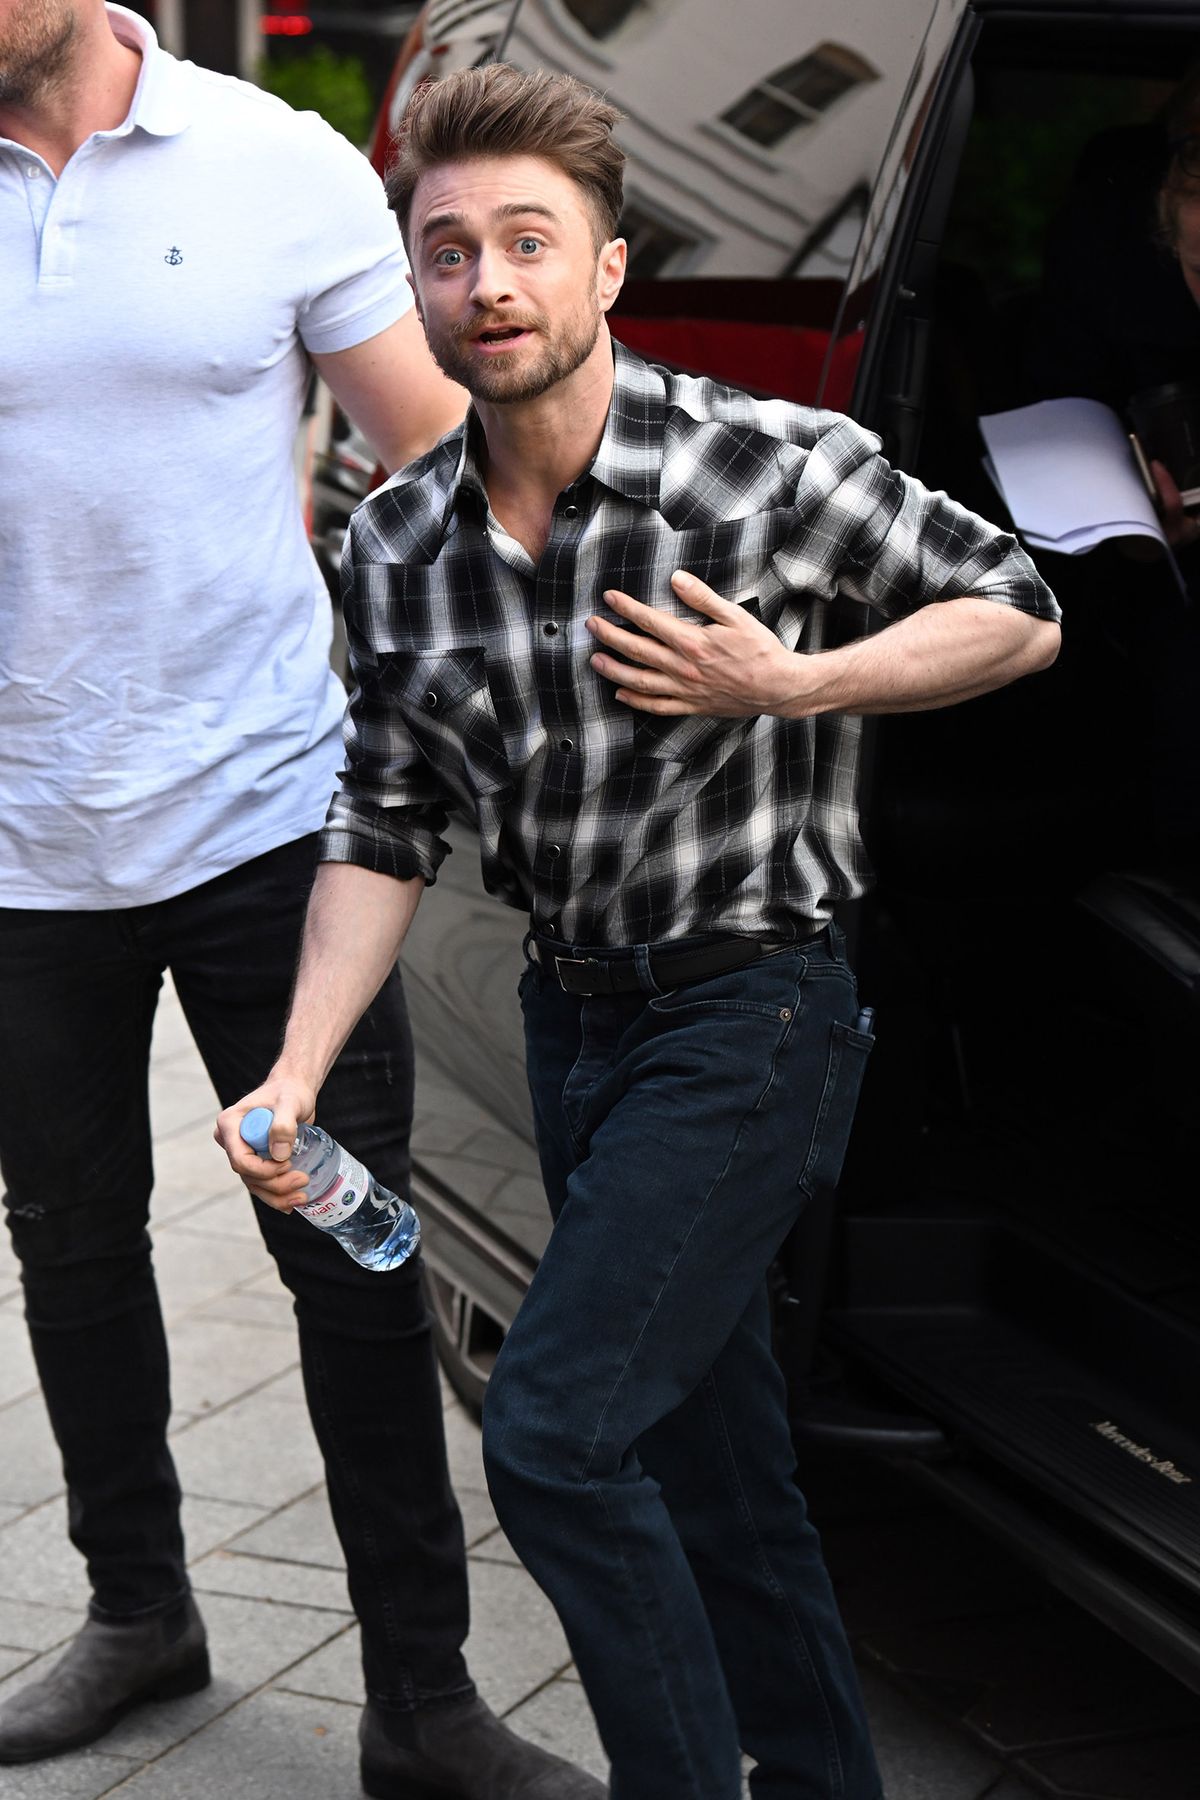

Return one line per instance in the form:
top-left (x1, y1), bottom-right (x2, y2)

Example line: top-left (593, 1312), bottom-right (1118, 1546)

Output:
top-left (722, 44), bottom-right (877, 148)
top-left (619, 199), bottom-right (704, 279)
top-left (562, 0), bottom-right (646, 38)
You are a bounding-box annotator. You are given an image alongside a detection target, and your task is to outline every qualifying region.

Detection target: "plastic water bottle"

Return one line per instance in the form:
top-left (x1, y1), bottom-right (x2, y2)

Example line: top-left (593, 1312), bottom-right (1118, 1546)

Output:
top-left (239, 1108), bottom-right (420, 1272)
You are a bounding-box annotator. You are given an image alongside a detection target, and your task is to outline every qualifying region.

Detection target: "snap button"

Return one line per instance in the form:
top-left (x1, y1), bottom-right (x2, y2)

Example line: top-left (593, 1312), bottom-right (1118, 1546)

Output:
top-left (542, 621), bottom-right (559, 637)
top-left (543, 923), bottom-right (557, 936)
top-left (559, 737), bottom-right (574, 753)
top-left (779, 1008), bottom-right (792, 1022)
top-left (546, 843), bottom-right (563, 860)
top-left (424, 691), bottom-right (439, 710)
top-left (563, 504), bottom-right (579, 519)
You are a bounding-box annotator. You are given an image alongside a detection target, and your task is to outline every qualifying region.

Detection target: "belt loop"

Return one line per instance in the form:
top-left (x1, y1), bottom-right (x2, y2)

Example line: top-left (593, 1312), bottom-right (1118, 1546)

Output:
top-left (632, 944), bottom-right (663, 996)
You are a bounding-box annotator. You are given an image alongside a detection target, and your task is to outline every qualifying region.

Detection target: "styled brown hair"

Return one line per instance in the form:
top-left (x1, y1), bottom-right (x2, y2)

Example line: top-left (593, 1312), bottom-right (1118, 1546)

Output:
top-left (387, 64), bottom-right (625, 250)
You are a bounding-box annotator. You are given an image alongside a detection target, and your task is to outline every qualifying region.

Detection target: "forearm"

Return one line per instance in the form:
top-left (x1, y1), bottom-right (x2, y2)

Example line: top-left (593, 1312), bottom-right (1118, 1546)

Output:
top-left (274, 860), bottom-right (425, 1093)
top-left (787, 597), bottom-right (1061, 718)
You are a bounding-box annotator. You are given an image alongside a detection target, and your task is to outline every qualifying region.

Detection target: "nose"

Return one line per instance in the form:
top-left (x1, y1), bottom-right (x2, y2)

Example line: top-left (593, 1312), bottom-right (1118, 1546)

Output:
top-left (470, 245), bottom-right (515, 312)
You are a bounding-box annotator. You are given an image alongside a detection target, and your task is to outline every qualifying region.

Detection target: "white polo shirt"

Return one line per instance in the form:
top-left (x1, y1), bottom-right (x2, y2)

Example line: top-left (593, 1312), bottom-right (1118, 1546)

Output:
top-left (0, 5), bottom-right (413, 907)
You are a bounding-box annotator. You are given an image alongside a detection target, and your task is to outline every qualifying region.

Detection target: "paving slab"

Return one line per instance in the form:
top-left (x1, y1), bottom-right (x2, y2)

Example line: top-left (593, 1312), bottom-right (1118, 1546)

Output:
top-left (0, 1492), bottom-right (265, 1614)
top-left (0, 1311), bottom-right (38, 1411)
top-left (169, 1379), bottom-right (324, 1510)
top-left (276, 1551), bottom-right (575, 1725)
top-left (0, 1390), bottom-right (64, 1512)
top-left (0, 1747), bottom-right (139, 1798)
top-left (220, 1482), bottom-right (518, 1580)
top-left (180, 1494), bottom-right (269, 1562)
top-left (470, 1522), bottom-right (522, 1566)
top-left (190, 1548), bottom-right (353, 1614)
top-left (0, 1590), bottom-right (356, 1771)
top-left (149, 1121), bottom-right (243, 1224)
top-left (148, 1062), bottom-right (219, 1142)
top-left (0, 1499), bottom-right (89, 1610)
top-left (272, 1623), bottom-right (361, 1706)
top-left (149, 983), bottom-right (202, 1063)
top-left (502, 1677), bottom-right (608, 1781)
top-left (151, 1228), bottom-right (275, 1325)
top-left (166, 1189), bottom-right (269, 1243)
top-left (0, 1598), bottom-right (84, 1655)
top-left (0, 1645), bottom-right (36, 1682)
top-left (193, 1269), bottom-right (296, 1332)
top-left (226, 1488), bottom-right (342, 1570)
top-left (163, 1314), bottom-right (299, 1417)
top-left (460, 1558), bottom-right (573, 1716)
top-left (103, 1688), bottom-right (361, 1800)
top-left (860, 1669), bottom-right (1006, 1800)
top-left (441, 1400), bottom-right (487, 1492)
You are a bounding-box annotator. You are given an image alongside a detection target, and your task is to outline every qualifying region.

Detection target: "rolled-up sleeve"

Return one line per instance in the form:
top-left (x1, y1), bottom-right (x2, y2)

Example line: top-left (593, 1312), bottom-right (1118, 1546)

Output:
top-left (781, 415), bottom-right (1061, 623)
top-left (317, 531), bottom-right (453, 885)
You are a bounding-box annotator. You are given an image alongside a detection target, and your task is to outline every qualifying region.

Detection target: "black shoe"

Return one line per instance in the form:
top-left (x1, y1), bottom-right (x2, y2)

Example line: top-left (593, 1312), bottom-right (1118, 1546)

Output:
top-left (0, 1595), bottom-right (210, 1764)
top-left (359, 1694), bottom-right (607, 1799)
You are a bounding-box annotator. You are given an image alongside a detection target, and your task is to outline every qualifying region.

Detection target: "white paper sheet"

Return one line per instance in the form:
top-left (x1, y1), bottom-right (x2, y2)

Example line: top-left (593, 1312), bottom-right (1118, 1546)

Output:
top-left (979, 398), bottom-right (1166, 554)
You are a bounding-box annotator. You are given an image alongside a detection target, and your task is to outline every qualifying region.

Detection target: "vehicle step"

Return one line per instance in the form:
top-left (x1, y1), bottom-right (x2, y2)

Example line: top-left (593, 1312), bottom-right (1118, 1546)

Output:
top-left (828, 1292), bottom-right (1200, 1590)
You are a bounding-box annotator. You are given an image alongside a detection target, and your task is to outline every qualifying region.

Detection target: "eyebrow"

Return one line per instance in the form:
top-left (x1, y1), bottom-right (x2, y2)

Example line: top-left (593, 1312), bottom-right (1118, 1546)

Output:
top-left (420, 201), bottom-right (562, 242)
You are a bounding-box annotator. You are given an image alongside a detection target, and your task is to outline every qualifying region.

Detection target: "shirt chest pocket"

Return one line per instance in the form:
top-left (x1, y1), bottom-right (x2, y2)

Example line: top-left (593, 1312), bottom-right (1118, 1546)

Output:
top-left (378, 648), bottom-right (512, 798)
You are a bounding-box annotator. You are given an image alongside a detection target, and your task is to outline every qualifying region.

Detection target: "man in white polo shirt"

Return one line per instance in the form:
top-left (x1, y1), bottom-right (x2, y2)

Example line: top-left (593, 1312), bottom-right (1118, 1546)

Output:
top-left (0, 5), bottom-right (601, 1795)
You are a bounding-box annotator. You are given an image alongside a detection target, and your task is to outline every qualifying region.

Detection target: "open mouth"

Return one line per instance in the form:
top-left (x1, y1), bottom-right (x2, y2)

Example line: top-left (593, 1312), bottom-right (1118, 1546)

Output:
top-left (475, 325), bottom-right (530, 348)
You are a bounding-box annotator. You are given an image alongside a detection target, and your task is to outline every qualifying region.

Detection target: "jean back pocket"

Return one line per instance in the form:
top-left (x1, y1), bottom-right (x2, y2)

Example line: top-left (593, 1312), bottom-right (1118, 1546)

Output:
top-left (797, 1017), bottom-right (874, 1201)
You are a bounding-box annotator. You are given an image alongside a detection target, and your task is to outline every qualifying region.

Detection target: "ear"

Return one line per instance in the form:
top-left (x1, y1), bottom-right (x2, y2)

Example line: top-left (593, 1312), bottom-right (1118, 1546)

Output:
top-left (596, 236), bottom-right (627, 316)
top-left (406, 268), bottom-right (425, 327)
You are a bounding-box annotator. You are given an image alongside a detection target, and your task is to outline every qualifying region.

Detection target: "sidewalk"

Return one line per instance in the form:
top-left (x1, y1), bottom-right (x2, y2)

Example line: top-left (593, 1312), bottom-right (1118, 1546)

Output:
top-left (0, 978), bottom-right (1040, 1799)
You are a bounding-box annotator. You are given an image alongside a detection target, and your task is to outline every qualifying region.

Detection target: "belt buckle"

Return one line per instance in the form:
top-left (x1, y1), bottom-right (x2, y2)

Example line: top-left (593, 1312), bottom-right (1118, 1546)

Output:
top-left (554, 954), bottom-right (605, 995)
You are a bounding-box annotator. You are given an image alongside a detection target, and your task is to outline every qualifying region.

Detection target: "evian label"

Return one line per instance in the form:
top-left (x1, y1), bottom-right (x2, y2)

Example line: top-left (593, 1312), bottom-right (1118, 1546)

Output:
top-left (1091, 1419), bottom-right (1193, 1486)
top-left (298, 1148), bottom-right (369, 1230)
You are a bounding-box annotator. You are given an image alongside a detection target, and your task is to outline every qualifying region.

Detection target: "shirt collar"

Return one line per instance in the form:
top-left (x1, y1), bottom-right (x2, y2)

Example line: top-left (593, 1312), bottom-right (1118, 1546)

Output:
top-left (588, 339), bottom-right (668, 508)
top-left (106, 3), bottom-right (193, 138)
top-left (451, 338), bottom-right (668, 522)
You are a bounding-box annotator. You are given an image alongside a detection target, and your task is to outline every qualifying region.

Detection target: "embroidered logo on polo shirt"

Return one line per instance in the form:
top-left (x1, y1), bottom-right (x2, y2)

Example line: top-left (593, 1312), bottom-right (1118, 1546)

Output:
top-left (164, 246), bottom-right (183, 265)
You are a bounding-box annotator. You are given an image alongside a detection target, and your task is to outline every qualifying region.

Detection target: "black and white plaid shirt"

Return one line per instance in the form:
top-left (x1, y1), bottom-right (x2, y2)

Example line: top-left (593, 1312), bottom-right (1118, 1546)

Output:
top-left (320, 342), bottom-right (1059, 947)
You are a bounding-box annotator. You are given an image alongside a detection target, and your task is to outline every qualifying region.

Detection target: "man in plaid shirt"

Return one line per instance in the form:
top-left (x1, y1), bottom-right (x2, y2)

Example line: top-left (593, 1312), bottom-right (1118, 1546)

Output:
top-left (219, 64), bottom-right (1060, 1800)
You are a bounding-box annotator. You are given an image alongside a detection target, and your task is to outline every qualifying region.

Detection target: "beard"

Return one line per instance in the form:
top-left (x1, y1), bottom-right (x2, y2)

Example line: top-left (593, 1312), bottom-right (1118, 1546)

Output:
top-left (424, 296), bottom-right (602, 405)
top-left (0, 0), bottom-right (77, 105)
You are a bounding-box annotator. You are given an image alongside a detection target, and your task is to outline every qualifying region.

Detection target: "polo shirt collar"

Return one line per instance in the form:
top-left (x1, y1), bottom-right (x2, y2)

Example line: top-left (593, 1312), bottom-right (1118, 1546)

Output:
top-left (106, 3), bottom-right (192, 138)
top-left (451, 338), bottom-right (667, 524)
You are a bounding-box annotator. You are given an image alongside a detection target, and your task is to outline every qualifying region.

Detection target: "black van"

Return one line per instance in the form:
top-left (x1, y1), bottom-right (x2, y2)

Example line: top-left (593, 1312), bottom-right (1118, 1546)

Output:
top-left (325, 0), bottom-right (1200, 1703)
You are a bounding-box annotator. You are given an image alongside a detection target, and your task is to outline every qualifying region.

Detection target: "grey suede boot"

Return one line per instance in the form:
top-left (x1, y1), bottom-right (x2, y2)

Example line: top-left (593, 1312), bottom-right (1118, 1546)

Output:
top-left (0, 1596), bottom-right (210, 1763)
top-left (359, 1694), bottom-right (607, 1799)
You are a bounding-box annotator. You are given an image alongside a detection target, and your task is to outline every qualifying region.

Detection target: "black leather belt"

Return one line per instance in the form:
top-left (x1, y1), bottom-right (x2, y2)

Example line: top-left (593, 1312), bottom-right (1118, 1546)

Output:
top-left (531, 931), bottom-right (813, 997)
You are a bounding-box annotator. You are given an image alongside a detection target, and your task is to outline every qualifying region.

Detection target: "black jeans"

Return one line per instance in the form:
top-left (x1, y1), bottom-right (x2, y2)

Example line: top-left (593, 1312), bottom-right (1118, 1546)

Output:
top-left (0, 836), bottom-right (471, 1714)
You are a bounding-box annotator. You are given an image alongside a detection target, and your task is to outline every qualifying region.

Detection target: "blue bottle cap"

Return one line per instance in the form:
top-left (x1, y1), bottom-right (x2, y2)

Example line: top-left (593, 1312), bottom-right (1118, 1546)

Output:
top-left (240, 1107), bottom-right (274, 1157)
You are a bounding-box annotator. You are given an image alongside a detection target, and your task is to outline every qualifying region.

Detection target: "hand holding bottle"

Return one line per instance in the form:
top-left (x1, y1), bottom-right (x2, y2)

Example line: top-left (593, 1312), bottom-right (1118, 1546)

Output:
top-left (214, 1075), bottom-right (317, 1210)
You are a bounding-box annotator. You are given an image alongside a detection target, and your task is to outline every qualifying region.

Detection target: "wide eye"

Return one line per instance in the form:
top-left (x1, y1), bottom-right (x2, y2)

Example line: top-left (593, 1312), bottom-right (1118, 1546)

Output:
top-left (434, 247), bottom-right (464, 267)
top-left (516, 237), bottom-right (541, 256)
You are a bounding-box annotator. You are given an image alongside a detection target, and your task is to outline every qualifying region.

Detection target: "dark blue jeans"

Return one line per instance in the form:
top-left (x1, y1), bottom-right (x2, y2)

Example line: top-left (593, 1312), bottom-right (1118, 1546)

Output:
top-left (482, 932), bottom-right (882, 1800)
top-left (0, 837), bottom-right (471, 1714)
